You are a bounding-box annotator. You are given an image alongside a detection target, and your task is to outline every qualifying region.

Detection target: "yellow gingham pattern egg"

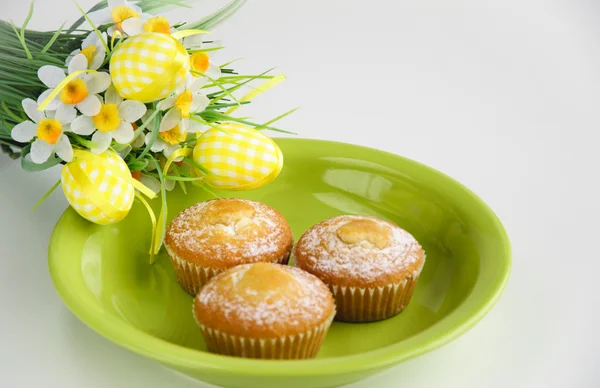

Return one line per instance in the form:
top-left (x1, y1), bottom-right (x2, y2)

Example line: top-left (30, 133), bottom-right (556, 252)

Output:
top-left (61, 151), bottom-right (135, 225)
top-left (109, 32), bottom-right (190, 103)
top-left (193, 123), bottom-right (284, 190)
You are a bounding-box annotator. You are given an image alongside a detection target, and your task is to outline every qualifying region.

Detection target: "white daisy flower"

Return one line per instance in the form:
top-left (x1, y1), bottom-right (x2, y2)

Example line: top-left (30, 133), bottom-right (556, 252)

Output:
top-left (183, 34), bottom-right (222, 80)
top-left (156, 76), bottom-right (209, 133)
top-left (10, 98), bottom-right (76, 164)
top-left (87, 0), bottom-right (150, 36)
top-left (122, 15), bottom-right (174, 36)
top-left (70, 85), bottom-right (146, 154)
top-left (144, 123), bottom-right (188, 160)
top-left (66, 31), bottom-right (108, 71)
top-left (37, 63), bottom-right (111, 117)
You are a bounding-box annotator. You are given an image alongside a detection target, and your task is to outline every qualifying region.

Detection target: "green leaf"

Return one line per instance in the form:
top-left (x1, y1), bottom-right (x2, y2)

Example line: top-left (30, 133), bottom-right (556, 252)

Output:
top-left (128, 158), bottom-right (148, 171)
top-left (20, 1), bottom-right (35, 38)
top-left (148, 154), bottom-right (168, 258)
top-left (133, 109), bottom-right (160, 139)
top-left (40, 22), bottom-right (66, 55)
top-left (135, 117), bottom-right (160, 162)
top-left (73, 1), bottom-right (111, 55)
top-left (184, 0), bottom-right (247, 31)
top-left (257, 107), bottom-right (300, 129)
top-left (31, 178), bottom-right (61, 212)
top-left (9, 21), bottom-right (32, 60)
top-left (1, 101), bottom-right (23, 122)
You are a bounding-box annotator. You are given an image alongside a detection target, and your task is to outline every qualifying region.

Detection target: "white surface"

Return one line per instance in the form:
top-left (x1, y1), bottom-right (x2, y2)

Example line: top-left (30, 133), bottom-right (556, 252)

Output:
top-left (0, 0), bottom-right (598, 387)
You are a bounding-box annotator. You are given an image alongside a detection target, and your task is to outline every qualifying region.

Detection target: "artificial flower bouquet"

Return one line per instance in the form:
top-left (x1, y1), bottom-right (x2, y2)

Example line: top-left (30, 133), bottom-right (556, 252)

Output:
top-left (0, 0), bottom-right (293, 258)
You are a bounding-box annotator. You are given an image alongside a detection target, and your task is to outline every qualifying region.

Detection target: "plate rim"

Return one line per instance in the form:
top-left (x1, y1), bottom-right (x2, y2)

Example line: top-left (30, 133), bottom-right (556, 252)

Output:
top-left (48, 138), bottom-right (512, 377)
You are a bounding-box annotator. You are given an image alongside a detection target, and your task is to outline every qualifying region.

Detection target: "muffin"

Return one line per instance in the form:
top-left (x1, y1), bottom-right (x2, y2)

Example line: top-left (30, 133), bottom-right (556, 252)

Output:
top-left (293, 215), bottom-right (425, 322)
top-left (193, 262), bottom-right (335, 359)
top-left (164, 198), bottom-right (293, 295)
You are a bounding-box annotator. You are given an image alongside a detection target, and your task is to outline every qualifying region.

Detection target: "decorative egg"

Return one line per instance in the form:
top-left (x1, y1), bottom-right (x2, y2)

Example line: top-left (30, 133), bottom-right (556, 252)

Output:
top-left (109, 32), bottom-right (190, 103)
top-left (61, 150), bottom-right (135, 225)
top-left (193, 123), bottom-right (284, 190)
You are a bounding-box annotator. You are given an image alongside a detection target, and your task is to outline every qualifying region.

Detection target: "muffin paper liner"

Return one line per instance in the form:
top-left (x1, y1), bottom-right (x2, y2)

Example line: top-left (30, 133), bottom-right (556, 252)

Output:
top-left (194, 309), bottom-right (335, 359)
top-left (330, 270), bottom-right (421, 322)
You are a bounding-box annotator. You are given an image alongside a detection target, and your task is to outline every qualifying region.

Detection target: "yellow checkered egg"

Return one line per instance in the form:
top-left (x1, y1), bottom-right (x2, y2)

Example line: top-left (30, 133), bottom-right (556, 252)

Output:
top-left (110, 32), bottom-right (190, 103)
top-left (193, 123), bottom-right (284, 190)
top-left (61, 151), bottom-right (135, 225)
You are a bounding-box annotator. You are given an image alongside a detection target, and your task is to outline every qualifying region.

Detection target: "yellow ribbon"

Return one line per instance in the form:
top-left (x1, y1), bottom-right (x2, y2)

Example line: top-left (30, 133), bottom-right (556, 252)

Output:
top-left (38, 70), bottom-right (95, 111)
top-left (172, 29), bottom-right (210, 40)
top-left (224, 73), bottom-right (286, 115)
top-left (134, 192), bottom-right (158, 264)
top-left (111, 31), bottom-right (123, 51)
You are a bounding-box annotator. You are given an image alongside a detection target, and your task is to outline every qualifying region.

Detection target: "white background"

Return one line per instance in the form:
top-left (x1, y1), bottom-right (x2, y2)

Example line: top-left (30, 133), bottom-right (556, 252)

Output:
top-left (0, 0), bottom-right (598, 387)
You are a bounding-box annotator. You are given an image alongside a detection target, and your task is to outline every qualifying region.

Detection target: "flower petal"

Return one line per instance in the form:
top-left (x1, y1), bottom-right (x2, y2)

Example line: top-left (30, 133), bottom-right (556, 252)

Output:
top-left (71, 116), bottom-right (96, 135)
top-left (156, 97), bottom-right (176, 111)
top-left (139, 175), bottom-right (161, 195)
top-left (55, 104), bottom-right (77, 124)
top-left (165, 178), bottom-right (176, 191)
top-left (22, 98), bottom-right (44, 123)
top-left (132, 133), bottom-right (145, 148)
top-left (159, 108), bottom-right (181, 132)
top-left (85, 72), bottom-right (111, 94)
top-left (146, 133), bottom-right (165, 152)
top-left (108, 0), bottom-right (127, 7)
top-left (77, 95), bottom-right (102, 116)
top-left (119, 100), bottom-right (146, 123)
top-left (81, 31), bottom-right (98, 48)
top-left (164, 144), bottom-right (181, 158)
top-left (37, 90), bottom-right (60, 111)
top-left (183, 34), bottom-right (204, 50)
top-left (188, 76), bottom-right (209, 92)
top-left (91, 131), bottom-right (112, 154)
top-left (68, 54), bottom-right (88, 74)
top-left (122, 18), bottom-right (144, 36)
top-left (90, 45), bottom-right (106, 70)
top-left (30, 139), bottom-right (54, 164)
top-left (66, 49), bottom-right (80, 67)
top-left (187, 118), bottom-right (205, 133)
top-left (112, 121), bottom-right (134, 144)
top-left (38, 66), bottom-right (65, 88)
top-left (117, 145), bottom-right (132, 159)
top-left (87, 9), bottom-right (111, 26)
top-left (205, 62), bottom-right (222, 80)
top-left (55, 135), bottom-right (74, 162)
top-left (190, 93), bottom-right (210, 113)
top-left (11, 121), bottom-right (37, 142)
top-left (105, 85), bottom-right (123, 106)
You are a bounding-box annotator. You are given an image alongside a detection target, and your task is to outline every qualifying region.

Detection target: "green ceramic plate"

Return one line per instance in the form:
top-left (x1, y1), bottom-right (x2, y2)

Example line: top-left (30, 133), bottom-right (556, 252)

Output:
top-left (48, 139), bottom-right (511, 388)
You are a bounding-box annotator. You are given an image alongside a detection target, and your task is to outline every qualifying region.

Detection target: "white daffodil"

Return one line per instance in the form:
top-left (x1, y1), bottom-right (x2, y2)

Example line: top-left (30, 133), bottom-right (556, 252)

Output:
top-left (10, 98), bottom-right (76, 163)
top-left (37, 63), bottom-right (111, 117)
top-left (70, 86), bottom-right (146, 154)
top-left (156, 76), bottom-right (209, 133)
top-left (183, 34), bottom-right (222, 80)
top-left (66, 31), bottom-right (108, 71)
top-left (145, 123), bottom-right (188, 160)
top-left (87, 0), bottom-right (150, 36)
top-left (122, 15), bottom-right (174, 36)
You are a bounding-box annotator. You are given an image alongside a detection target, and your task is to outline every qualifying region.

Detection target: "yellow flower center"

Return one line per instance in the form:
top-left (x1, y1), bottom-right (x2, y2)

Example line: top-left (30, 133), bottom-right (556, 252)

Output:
top-left (143, 17), bottom-right (171, 34)
top-left (190, 52), bottom-right (210, 76)
top-left (60, 78), bottom-right (89, 105)
top-left (36, 119), bottom-right (63, 145)
top-left (160, 125), bottom-right (187, 145)
top-left (93, 104), bottom-right (121, 133)
top-left (111, 5), bottom-right (139, 30)
top-left (80, 45), bottom-right (97, 65)
top-left (175, 90), bottom-right (193, 118)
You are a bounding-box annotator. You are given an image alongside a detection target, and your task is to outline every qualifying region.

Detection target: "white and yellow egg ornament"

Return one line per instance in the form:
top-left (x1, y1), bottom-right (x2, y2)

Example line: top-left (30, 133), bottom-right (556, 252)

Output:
top-left (109, 32), bottom-right (190, 103)
top-left (61, 150), bottom-right (154, 225)
top-left (193, 123), bottom-right (284, 190)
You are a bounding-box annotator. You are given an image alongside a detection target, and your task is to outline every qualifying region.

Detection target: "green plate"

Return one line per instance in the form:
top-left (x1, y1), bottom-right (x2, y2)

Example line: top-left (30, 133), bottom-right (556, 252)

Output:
top-left (48, 139), bottom-right (511, 388)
